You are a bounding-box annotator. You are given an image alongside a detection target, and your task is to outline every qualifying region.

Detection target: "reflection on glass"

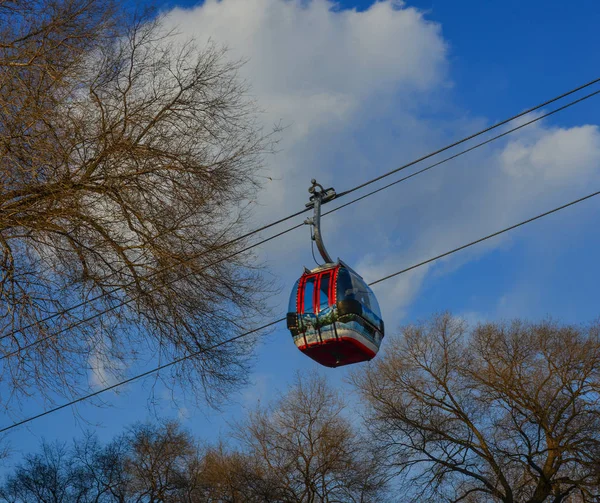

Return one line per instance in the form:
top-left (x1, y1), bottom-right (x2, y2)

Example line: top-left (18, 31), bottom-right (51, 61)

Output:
top-left (319, 273), bottom-right (330, 311)
top-left (350, 271), bottom-right (371, 310)
top-left (288, 279), bottom-right (300, 313)
top-left (366, 285), bottom-right (382, 319)
top-left (304, 276), bottom-right (315, 313)
top-left (337, 268), bottom-right (354, 300)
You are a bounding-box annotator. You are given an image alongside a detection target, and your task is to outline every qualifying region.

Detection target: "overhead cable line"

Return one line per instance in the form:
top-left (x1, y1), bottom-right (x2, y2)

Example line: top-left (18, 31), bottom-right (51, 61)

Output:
top-left (0, 318), bottom-right (286, 435)
top-left (5, 77), bottom-right (600, 341)
top-left (4, 86), bottom-right (600, 357)
top-left (335, 76), bottom-right (600, 198)
top-left (5, 209), bottom-right (308, 340)
top-left (324, 87), bottom-right (600, 216)
top-left (2, 187), bottom-right (599, 434)
top-left (0, 224), bottom-right (304, 360)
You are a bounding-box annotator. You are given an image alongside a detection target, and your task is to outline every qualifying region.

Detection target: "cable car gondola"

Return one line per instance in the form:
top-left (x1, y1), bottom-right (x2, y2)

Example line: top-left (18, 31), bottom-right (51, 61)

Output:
top-left (286, 180), bottom-right (384, 367)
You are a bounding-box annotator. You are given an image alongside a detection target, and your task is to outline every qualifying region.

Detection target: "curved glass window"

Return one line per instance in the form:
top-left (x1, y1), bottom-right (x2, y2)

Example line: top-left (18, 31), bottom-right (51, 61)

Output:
top-left (336, 268), bottom-right (355, 301)
top-left (366, 285), bottom-right (382, 319)
top-left (349, 271), bottom-right (371, 310)
top-left (318, 272), bottom-right (331, 311)
top-left (303, 276), bottom-right (315, 313)
top-left (288, 278), bottom-right (300, 313)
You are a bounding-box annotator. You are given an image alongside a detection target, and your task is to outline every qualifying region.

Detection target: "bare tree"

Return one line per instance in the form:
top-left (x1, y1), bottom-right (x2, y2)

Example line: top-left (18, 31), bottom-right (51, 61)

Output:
top-left (0, 0), bottom-right (273, 407)
top-left (0, 403), bottom-right (386, 502)
top-left (0, 441), bottom-right (91, 503)
top-left (120, 421), bottom-right (196, 502)
top-left (187, 444), bottom-right (280, 502)
top-left (351, 313), bottom-right (600, 503)
top-left (6, 421), bottom-right (204, 503)
top-left (72, 433), bottom-right (131, 502)
top-left (237, 373), bottom-right (389, 503)
top-left (0, 421), bottom-right (278, 503)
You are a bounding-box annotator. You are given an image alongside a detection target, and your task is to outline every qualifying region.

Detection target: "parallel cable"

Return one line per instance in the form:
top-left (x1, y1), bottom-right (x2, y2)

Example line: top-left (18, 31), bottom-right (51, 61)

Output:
top-left (5, 77), bottom-right (600, 341)
top-left (1, 187), bottom-right (599, 434)
top-left (4, 86), bottom-right (600, 357)
top-left (5, 209), bottom-right (308, 340)
top-left (0, 224), bottom-right (304, 360)
top-left (0, 318), bottom-right (285, 434)
top-left (324, 87), bottom-right (600, 218)
top-left (336, 76), bottom-right (600, 198)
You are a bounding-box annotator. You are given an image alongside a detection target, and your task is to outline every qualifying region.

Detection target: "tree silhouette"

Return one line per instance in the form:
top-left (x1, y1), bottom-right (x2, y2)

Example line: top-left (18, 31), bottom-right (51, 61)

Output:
top-left (352, 314), bottom-right (600, 503)
top-left (0, 0), bottom-right (273, 407)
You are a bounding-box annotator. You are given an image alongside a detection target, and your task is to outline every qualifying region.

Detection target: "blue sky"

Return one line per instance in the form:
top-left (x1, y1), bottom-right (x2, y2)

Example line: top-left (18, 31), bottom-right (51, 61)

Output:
top-left (3, 0), bottom-right (600, 469)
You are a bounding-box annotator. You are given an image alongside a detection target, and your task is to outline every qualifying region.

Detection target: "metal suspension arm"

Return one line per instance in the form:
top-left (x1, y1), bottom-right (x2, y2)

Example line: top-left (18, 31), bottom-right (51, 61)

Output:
top-left (305, 179), bottom-right (336, 264)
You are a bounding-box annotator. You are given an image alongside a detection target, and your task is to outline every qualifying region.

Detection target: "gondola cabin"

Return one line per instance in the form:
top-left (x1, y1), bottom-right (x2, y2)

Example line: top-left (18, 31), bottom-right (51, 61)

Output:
top-left (287, 261), bottom-right (384, 368)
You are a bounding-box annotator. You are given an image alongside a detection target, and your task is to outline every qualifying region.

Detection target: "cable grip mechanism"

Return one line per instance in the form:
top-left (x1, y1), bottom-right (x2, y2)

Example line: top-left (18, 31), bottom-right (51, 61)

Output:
top-left (304, 179), bottom-right (336, 264)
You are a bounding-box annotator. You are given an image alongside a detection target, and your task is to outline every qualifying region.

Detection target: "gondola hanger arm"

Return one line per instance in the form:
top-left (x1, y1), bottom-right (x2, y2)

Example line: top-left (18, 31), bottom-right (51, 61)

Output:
top-left (304, 179), bottom-right (336, 264)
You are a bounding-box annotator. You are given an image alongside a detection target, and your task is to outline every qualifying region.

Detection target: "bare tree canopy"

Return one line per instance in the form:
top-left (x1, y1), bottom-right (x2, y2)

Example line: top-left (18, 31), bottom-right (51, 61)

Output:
top-left (0, 441), bottom-right (89, 503)
top-left (0, 378), bottom-right (390, 502)
top-left (0, 0), bottom-right (273, 406)
top-left (352, 314), bottom-right (600, 503)
top-left (236, 372), bottom-right (389, 503)
top-left (0, 422), bottom-right (198, 502)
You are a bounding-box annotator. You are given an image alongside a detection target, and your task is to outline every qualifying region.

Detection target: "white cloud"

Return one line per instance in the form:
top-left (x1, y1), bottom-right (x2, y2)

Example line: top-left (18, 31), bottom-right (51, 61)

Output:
top-left (159, 0), bottom-right (600, 334)
top-left (88, 337), bottom-right (124, 390)
top-left (501, 124), bottom-right (600, 183)
top-left (178, 406), bottom-right (191, 420)
top-left (160, 0), bottom-right (450, 326)
top-left (164, 0), bottom-right (447, 143)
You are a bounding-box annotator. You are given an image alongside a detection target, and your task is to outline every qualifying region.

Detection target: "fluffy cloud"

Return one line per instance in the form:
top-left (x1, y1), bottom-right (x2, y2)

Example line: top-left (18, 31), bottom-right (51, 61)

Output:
top-left (160, 0), bottom-right (451, 324)
top-left (88, 337), bottom-right (124, 389)
top-left (501, 124), bottom-right (600, 183)
top-left (161, 0), bottom-right (600, 334)
top-left (164, 0), bottom-right (447, 143)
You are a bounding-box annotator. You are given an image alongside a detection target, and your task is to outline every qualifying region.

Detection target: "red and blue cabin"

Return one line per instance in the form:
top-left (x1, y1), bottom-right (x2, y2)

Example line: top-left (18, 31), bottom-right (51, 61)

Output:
top-left (287, 260), bottom-right (384, 367)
